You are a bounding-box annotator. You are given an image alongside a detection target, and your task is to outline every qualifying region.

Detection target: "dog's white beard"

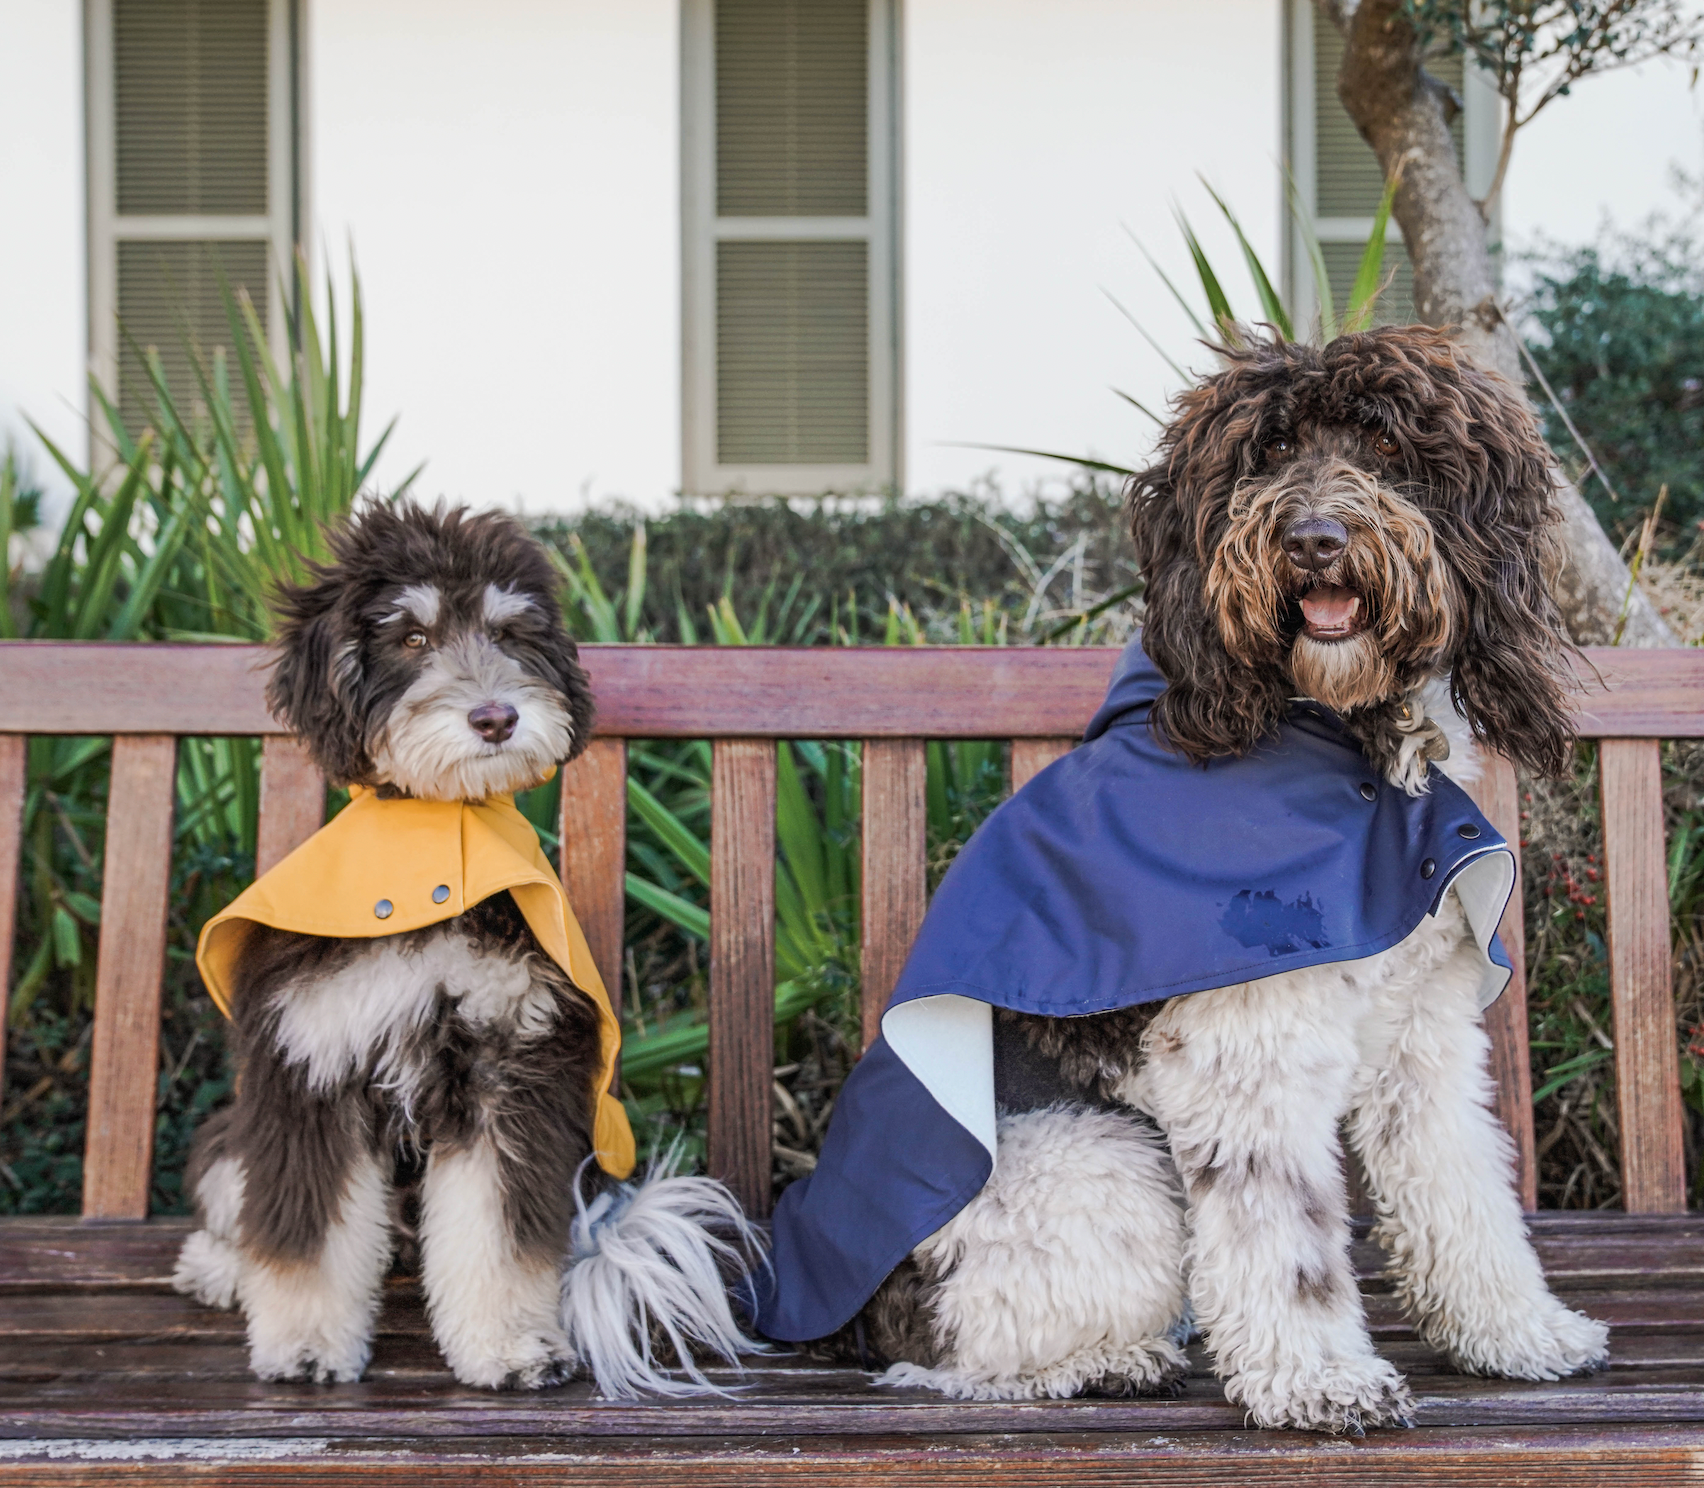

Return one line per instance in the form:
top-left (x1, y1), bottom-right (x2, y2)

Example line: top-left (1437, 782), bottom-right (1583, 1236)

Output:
top-left (370, 637), bottom-right (573, 802)
top-left (1289, 632), bottom-right (1395, 713)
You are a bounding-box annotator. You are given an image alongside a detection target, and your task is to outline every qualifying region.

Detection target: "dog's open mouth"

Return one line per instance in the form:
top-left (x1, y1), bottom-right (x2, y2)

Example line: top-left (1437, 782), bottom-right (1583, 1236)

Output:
top-left (1298, 584), bottom-right (1363, 642)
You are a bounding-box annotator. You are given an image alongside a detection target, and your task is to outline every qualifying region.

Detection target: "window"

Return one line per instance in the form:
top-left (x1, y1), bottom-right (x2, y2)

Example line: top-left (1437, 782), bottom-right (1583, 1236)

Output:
top-left (1284, 0), bottom-right (1497, 329)
top-left (88, 0), bottom-right (298, 441)
top-left (681, 0), bottom-right (899, 495)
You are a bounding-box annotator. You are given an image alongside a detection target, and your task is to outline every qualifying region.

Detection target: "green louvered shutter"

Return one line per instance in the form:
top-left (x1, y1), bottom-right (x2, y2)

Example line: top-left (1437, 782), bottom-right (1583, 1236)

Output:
top-left (104, 0), bottom-right (285, 436)
top-left (684, 0), bottom-right (896, 492)
top-left (1312, 18), bottom-right (1464, 325)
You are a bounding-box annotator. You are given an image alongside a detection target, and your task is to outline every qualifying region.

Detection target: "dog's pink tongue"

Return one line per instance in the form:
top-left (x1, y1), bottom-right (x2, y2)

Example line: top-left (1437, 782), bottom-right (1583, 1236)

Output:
top-left (1301, 586), bottom-right (1360, 630)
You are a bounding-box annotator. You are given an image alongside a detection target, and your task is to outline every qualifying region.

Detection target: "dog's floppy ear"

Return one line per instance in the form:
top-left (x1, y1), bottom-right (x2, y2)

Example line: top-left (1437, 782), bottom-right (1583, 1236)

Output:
top-left (1129, 350), bottom-right (1294, 762)
top-left (265, 566), bottom-right (371, 786)
top-left (1378, 331), bottom-right (1577, 777)
top-left (545, 636), bottom-right (597, 764)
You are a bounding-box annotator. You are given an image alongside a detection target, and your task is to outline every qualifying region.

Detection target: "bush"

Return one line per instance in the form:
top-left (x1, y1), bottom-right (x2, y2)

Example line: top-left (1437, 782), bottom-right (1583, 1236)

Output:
top-left (1525, 230), bottom-right (1704, 550)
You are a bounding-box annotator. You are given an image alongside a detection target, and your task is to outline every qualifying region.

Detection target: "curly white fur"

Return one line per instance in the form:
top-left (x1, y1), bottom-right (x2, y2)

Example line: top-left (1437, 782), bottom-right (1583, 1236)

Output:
top-left (882, 1106), bottom-right (1188, 1401)
top-left (894, 882), bottom-right (1608, 1431)
top-left (561, 1158), bottom-right (768, 1398)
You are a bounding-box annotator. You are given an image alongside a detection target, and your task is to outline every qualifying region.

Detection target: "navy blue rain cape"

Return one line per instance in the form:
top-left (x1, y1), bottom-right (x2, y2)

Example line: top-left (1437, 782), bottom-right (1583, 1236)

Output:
top-left (753, 634), bottom-right (1514, 1343)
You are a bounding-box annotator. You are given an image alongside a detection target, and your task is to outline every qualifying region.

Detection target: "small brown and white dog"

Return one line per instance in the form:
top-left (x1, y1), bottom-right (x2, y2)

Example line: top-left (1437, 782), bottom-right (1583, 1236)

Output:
top-left (838, 327), bottom-right (1608, 1429)
top-left (173, 501), bottom-right (760, 1396)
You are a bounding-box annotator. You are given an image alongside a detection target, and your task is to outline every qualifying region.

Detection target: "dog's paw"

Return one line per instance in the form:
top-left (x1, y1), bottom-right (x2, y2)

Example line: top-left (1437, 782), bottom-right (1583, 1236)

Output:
top-left (1439, 1298), bottom-right (1610, 1381)
top-left (1229, 1354), bottom-right (1414, 1434)
top-left (445, 1331), bottom-right (575, 1391)
top-left (172, 1229), bottom-right (241, 1310)
top-left (250, 1340), bottom-right (371, 1385)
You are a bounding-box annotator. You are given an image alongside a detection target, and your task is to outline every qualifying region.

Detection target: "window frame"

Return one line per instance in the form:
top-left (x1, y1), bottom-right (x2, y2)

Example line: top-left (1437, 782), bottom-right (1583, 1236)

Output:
top-left (680, 0), bottom-right (902, 496)
top-left (85, 0), bottom-right (300, 461)
top-left (1282, 0), bottom-right (1500, 330)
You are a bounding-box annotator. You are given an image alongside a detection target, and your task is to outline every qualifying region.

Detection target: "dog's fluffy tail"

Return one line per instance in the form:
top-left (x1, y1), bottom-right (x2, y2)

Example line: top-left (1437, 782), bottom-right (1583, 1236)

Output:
top-left (561, 1155), bottom-right (768, 1399)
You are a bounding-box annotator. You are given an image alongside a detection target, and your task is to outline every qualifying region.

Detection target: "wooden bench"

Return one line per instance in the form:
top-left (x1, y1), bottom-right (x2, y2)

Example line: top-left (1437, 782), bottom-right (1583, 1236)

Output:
top-left (0, 640), bottom-right (1701, 1485)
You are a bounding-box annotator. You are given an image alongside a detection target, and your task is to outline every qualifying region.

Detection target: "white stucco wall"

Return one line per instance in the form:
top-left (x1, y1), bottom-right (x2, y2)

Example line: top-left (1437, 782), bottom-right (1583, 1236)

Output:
top-left (1503, 56), bottom-right (1704, 261)
top-left (902, 0), bottom-right (1285, 498)
top-left (0, 0), bottom-right (86, 512)
top-left (306, 0), bottom-right (680, 515)
top-left (3, 2), bottom-right (1699, 522)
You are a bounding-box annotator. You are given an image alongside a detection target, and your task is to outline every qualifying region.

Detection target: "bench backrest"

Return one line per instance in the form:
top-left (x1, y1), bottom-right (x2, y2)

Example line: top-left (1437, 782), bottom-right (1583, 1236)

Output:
top-left (1, 642), bottom-right (1699, 1221)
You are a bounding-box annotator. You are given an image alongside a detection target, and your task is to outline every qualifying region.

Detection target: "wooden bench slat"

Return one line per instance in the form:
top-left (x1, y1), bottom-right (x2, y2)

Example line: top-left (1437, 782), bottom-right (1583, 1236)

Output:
top-left (1465, 754), bottom-right (1538, 1210)
top-left (82, 735), bottom-right (177, 1222)
top-left (560, 738), bottom-right (628, 1016)
top-left (254, 736), bottom-right (325, 878)
top-left (709, 740), bottom-right (776, 1219)
top-left (0, 735), bottom-right (24, 1110)
top-left (1010, 737), bottom-right (1074, 793)
top-left (1599, 739), bottom-right (1687, 1214)
top-left (860, 739), bottom-right (927, 1049)
top-left (5, 643), bottom-right (1701, 739)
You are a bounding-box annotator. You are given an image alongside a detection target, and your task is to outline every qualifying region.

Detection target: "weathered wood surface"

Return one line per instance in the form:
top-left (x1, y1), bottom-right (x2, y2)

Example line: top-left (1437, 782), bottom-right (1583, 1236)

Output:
top-left (254, 736), bottom-right (324, 877)
top-left (560, 737), bottom-right (629, 1014)
top-left (0, 1215), bottom-right (1701, 1478)
top-left (709, 740), bottom-right (777, 1219)
top-left (81, 736), bottom-right (177, 1222)
top-left (1463, 754), bottom-right (1538, 1210)
top-left (3, 1426), bottom-right (1704, 1487)
top-left (1599, 740), bottom-right (1688, 1214)
top-left (1, 1217), bottom-right (1700, 1437)
top-left (860, 739), bottom-right (927, 1047)
top-left (0, 735), bottom-right (25, 1108)
top-left (0, 644), bottom-right (1697, 739)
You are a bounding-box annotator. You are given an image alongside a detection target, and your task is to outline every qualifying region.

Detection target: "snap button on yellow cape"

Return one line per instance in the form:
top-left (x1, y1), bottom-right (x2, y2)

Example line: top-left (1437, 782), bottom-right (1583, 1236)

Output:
top-left (196, 783), bottom-right (635, 1179)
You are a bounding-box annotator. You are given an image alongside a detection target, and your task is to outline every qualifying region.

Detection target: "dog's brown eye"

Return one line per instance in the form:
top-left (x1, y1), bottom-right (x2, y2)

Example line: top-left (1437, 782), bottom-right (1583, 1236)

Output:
top-left (1266, 437), bottom-right (1292, 460)
top-left (1374, 431), bottom-right (1400, 457)
top-left (404, 629), bottom-right (428, 649)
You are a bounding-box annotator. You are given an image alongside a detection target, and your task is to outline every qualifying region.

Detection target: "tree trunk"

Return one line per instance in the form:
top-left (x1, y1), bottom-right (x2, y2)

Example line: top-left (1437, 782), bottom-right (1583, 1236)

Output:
top-left (1324, 0), bottom-right (1674, 646)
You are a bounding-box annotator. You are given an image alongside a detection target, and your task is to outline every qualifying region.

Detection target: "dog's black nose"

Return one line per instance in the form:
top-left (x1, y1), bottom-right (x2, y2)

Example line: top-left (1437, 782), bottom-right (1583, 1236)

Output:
top-left (1281, 515), bottom-right (1349, 571)
top-left (468, 703), bottom-right (519, 744)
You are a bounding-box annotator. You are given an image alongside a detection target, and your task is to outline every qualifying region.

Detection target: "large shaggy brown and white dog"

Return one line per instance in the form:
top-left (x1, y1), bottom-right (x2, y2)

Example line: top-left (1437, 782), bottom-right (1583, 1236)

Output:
top-left (173, 502), bottom-right (759, 1396)
top-left (837, 327), bottom-right (1608, 1429)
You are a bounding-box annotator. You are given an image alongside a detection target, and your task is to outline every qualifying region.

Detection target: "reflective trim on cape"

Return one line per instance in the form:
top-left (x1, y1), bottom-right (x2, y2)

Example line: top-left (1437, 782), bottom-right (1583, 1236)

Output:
top-left (196, 783), bottom-right (635, 1179)
top-left (753, 635), bottom-right (1513, 1341)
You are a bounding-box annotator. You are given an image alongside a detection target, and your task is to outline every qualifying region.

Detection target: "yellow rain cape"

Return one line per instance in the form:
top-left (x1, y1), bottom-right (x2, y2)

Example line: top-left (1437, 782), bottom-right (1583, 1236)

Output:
top-left (196, 783), bottom-right (635, 1179)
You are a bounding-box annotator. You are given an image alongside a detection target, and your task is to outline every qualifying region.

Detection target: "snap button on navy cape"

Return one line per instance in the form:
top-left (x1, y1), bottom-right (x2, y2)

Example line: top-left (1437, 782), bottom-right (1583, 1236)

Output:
top-left (753, 634), bottom-right (1513, 1343)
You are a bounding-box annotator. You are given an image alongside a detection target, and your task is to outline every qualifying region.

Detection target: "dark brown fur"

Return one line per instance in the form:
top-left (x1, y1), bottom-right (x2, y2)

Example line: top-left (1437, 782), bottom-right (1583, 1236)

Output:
top-left (1128, 326), bottom-right (1577, 777)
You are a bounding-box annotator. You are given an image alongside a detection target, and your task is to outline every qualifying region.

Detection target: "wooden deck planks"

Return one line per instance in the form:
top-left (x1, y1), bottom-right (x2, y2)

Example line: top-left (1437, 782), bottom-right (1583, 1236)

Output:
top-left (1598, 739), bottom-right (1687, 1214)
top-left (254, 736), bottom-right (325, 878)
top-left (1464, 753), bottom-right (1538, 1210)
top-left (860, 739), bottom-right (928, 1048)
top-left (4, 1427), bottom-right (1704, 1488)
top-left (709, 740), bottom-right (777, 1219)
top-left (81, 736), bottom-right (177, 1222)
top-left (559, 737), bottom-right (629, 1015)
top-left (0, 1216), bottom-right (1701, 1480)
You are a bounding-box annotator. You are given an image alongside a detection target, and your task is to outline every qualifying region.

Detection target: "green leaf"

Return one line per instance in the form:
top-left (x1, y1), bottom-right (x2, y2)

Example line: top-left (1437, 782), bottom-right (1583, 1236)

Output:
top-left (51, 905), bottom-right (82, 967)
top-left (1344, 168), bottom-right (1403, 334)
top-left (61, 891), bottom-right (102, 926)
top-left (948, 443), bottom-right (1139, 478)
top-left (628, 775), bottom-right (712, 887)
top-left (1200, 177), bottom-right (1294, 338)
top-left (624, 873), bottom-right (710, 941)
top-left (1283, 166), bottom-right (1340, 341)
top-left (1176, 208), bottom-right (1240, 345)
